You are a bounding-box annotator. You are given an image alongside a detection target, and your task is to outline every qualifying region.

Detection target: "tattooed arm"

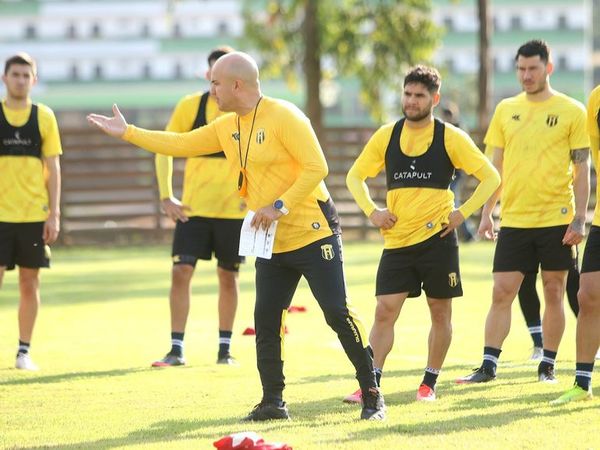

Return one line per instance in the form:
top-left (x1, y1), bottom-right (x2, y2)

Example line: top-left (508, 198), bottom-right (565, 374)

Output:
top-left (563, 147), bottom-right (590, 245)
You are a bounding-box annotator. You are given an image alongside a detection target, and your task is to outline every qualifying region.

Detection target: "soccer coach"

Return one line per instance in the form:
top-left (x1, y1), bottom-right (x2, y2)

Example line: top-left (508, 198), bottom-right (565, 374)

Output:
top-left (87, 51), bottom-right (385, 421)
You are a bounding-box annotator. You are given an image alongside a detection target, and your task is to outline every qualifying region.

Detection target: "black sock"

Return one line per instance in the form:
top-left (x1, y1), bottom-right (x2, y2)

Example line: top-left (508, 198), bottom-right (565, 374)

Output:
top-left (422, 367), bottom-right (440, 389)
top-left (17, 340), bottom-right (30, 356)
top-left (170, 332), bottom-right (184, 357)
top-left (482, 346), bottom-right (502, 374)
top-left (538, 349), bottom-right (557, 374)
top-left (575, 362), bottom-right (594, 391)
top-left (218, 330), bottom-right (232, 357)
top-left (527, 322), bottom-right (543, 348)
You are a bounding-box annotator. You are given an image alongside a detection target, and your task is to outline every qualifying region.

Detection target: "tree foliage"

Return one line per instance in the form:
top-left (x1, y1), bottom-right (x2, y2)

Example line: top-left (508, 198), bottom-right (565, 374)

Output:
top-left (242, 0), bottom-right (440, 125)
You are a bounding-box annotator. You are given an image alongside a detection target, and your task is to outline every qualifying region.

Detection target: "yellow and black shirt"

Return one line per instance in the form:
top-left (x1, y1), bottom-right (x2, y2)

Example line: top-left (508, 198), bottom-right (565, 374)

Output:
top-left (155, 92), bottom-right (246, 219)
top-left (0, 100), bottom-right (62, 222)
top-left (587, 85), bottom-right (600, 226)
top-left (347, 118), bottom-right (498, 249)
top-left (484, 91), bottom-right (589, 228)
top-left (126, 96), bottom-right (335, 253)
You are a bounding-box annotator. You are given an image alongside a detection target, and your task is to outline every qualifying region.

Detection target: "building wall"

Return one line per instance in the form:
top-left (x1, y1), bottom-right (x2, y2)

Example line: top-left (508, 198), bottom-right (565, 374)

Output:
top-left (0, 0), bottom-right (243, 82)
top-left (431, 0), bottom-right (590, 108)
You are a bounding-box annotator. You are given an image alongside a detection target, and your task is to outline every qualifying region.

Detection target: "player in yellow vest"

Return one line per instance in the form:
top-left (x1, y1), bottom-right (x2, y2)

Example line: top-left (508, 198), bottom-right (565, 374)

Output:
top-left (343, 65), bottom-right (500, 403)
top-left (0, 53), bottom-right (62, 371)
top-left (457, 40), bottom-right (590, 384)
top-left (151, 47), bottom-right (247, 368)
top-left (87, 52), bottom-right (385, 421)
top-left (551, 84), bottom-right (600, 404)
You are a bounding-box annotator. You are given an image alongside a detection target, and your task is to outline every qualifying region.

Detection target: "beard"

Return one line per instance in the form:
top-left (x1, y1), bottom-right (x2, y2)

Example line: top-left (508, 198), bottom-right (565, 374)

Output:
top-left (402, 106), bottom-right (431, 122)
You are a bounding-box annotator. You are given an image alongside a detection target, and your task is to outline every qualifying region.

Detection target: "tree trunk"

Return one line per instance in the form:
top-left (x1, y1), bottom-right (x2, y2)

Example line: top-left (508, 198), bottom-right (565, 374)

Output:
top-left (477, 0), bottom-right (491, 142)
top-left (302, 0), bottom-right (323, 143)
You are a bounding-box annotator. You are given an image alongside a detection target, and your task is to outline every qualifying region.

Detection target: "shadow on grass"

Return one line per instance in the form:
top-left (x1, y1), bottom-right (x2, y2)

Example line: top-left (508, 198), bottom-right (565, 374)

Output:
top-left (20, 414), bottom-right (306, 449)
top-left (15, 387), bottom-right (597, 449)
top-left (0, 366), bottom-right (160, 386)
top-left (330, 403), bottom-right (599, 443)
top-left (293, 363), bottom-right (473, 385)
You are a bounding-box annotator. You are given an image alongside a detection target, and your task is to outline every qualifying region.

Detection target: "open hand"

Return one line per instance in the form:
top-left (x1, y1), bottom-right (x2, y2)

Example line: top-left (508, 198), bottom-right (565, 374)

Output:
top-left (87, 104), bottom-right (128, 137)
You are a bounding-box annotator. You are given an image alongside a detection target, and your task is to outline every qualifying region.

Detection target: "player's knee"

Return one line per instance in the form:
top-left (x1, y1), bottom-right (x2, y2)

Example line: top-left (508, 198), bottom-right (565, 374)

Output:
top-left (373, 303), bottom-right (397, 325)
top-left (492, 284), bottom-right (516, 305)
top-left (172, 263), bottom-right (194, 284)
top-left (430, 307), bottom-right (452, 327)
top-left (321, 303), bottom-right (346, 322)
top-left (578, 287), bottom-right (600, 313)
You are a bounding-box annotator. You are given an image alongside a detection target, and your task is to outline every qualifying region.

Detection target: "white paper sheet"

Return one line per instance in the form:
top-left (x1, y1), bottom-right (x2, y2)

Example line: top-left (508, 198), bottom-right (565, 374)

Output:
top-left (238, 210), bottom-right (277, 259)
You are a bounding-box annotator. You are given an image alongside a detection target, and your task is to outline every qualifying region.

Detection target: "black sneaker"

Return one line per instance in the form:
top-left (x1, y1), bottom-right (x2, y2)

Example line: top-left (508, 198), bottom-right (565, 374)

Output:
top-left (361, 387), bottom-right (386, 420)
top-left (217, 354), bottom-right (239, 365)
top-left (151, 353), bottom-right (185, 367)
top-left (456, 366), bottom-right (496, 384)
top-left (242, 402), bottom-right (290, 421)
top-left (538, 365), bottom-right (558, 384)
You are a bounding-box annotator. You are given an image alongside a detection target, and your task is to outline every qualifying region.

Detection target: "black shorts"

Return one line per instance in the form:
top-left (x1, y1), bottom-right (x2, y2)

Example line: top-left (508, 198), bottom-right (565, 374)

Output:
top-left (376, 231), bottom-right (462, 299)
top-left (581, 225), bottom-right (600, 273)
top-left (0, 221), bottom-right (50, 270)
top-left (171, 217), bottom-right (244, 271)
top-left (493, 225), bottom-right (574, 273)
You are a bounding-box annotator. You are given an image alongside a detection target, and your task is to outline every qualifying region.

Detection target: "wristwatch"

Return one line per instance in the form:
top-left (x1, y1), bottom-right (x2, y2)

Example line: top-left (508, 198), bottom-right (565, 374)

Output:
top-left (273, 199), bottom-right (289, 215)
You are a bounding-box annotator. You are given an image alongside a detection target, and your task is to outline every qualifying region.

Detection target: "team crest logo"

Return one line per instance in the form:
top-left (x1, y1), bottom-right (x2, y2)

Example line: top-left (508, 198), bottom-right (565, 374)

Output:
top-left (448, 272), bottom-right (458, 287)
top-left (172, 255), bottom-right (181, 263)
top-left (312, 222), bottom-right (320, 230)
top-left (546, 114), bottom-right (559, 127)
top-left (512, 114), bottom-right (520, 121)
top-left (256, 129), bottom-right (265, 144)
top-left (232, 132), bottom-right (240, 141)
top-left (321, 244), bottom-right (335, 260)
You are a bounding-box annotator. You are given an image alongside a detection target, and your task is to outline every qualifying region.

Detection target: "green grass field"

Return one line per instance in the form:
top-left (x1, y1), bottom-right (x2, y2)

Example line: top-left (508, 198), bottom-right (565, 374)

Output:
top-left (0, 242), bottom-right (598, 449)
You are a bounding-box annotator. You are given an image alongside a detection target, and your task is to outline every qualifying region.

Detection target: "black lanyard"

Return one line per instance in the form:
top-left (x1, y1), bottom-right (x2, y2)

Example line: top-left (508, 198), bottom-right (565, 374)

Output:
top-left (237, 97), bottom-right (262, 174)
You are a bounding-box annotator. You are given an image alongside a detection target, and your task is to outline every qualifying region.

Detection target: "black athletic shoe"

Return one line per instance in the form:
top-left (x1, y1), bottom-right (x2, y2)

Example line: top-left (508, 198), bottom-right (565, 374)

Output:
top-left (217, 354), bottom-right (238, 365)
top-left (456, 366), bottom-right (496, 384)
top-left (361, 387), bottom-right (386, 420)
top-left (538, 365), bottom-right (558, 384)
top-left (242, 402), bottom-right (290, 421)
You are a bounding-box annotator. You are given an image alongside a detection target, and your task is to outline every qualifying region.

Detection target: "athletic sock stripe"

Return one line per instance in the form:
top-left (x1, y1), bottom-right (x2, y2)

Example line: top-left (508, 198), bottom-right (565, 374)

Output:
top-left (219, 338), bottom-right (231, 344)
top-left (171, 339), bottom-right (184, 347)
top-left (528, 326), bottom-right (543, 333)
top-left (541, 356), bottom-right (555, 365)
top-left (575, 370), bottom-right (593, 378)
top-left (425, 367), bottom-right (440, 375)
top-left (483, 355), bottom-right (498, 364)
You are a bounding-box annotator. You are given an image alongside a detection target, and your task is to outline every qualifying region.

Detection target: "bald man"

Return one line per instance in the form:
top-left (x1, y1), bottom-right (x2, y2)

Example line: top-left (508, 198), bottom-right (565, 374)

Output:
top-left (88, 52), bottom-right (386, 421)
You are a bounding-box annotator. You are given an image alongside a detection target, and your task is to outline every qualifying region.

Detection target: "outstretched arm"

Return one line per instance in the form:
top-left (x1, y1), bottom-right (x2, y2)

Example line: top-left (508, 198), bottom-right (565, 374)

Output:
top-left (87, 104), bottom-right (222, 157)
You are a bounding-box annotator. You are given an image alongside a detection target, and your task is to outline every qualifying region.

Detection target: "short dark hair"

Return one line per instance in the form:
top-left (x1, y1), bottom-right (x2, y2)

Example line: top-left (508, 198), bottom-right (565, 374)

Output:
top-left (207, 46), bottom-right (234, 66)
top-left (404, 65), bottom-right (441, 94)
top-left (4, 52), bottom-right (37, 76)
top-left (515, 39), bottom-right (550, 64)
